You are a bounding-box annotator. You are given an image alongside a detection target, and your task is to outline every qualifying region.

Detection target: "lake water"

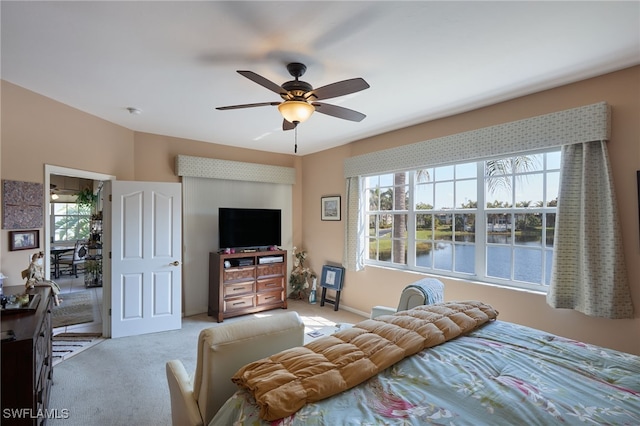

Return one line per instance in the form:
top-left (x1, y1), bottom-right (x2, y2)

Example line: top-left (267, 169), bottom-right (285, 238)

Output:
top-left (416, 241), bottom-right (552, 285)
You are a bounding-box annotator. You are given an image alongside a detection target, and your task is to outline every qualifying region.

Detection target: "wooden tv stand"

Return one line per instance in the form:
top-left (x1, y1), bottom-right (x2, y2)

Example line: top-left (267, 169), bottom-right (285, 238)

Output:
top-left (208, 249), bottom-right (287, 322)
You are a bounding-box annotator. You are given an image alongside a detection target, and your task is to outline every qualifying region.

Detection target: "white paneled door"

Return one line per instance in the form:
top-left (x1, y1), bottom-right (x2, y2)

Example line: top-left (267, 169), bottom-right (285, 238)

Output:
top-left (110, 181), bottom-right (182, 338)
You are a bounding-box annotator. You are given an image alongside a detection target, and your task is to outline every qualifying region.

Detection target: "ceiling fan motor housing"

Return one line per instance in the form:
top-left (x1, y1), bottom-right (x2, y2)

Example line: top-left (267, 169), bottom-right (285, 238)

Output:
top-left (281, 80), bottom-right (313, 100)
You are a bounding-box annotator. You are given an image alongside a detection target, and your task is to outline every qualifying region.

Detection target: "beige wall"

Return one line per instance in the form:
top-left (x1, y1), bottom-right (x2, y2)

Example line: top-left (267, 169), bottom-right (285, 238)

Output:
top-left (301, 66), bottom-right (640, 355)
top-left (0, 81), bottom-right (301, 286)
top-left (1, 66), bottom-right (638, 355)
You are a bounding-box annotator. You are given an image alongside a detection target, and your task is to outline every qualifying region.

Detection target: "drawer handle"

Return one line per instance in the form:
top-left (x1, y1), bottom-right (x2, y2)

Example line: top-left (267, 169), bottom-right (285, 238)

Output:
top-left (232, 302), bottom-right (245, 306)
top-left (264, 296), bottom-right (275, 301)
top-left (232, 287), bottom-right (245, 291)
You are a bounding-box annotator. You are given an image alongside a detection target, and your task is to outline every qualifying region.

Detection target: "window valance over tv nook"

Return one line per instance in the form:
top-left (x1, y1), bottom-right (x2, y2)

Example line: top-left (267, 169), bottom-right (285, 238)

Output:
top-left (176, 155), bottom-right (296, 184)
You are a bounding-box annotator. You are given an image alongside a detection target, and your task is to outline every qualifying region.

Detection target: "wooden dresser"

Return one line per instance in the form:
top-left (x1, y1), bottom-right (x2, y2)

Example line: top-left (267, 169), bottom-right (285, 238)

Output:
top-left (1, 285), bottom-right (54, 426)
top-left (209, 250), bottom-right (287, 322)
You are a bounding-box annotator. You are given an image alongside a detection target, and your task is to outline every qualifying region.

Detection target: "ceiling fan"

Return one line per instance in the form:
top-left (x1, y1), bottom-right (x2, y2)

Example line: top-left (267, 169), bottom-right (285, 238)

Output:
top-left (216, 62), bottom-right (369, 131)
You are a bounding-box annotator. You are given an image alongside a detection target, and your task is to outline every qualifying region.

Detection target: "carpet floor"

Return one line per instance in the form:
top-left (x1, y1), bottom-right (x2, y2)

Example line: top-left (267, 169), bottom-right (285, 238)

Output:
top-left (52, 290), bottom-right (95, 328)
top-left (47, 300), bottom-right (366, 425)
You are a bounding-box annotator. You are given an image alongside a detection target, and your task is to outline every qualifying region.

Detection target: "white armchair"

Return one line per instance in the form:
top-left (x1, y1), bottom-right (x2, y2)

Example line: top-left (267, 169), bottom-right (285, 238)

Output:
top-left (166, 311), bottom-right (304, 426)
top-left (371, 278), bottom-right (445, 319)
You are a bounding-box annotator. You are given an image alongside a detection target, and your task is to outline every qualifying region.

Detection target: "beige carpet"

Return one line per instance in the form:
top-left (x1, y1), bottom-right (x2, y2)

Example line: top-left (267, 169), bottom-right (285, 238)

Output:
top-left (52, 290), bottom-right (95, 328)
top-left (47, 300), bottom-right (366, 425)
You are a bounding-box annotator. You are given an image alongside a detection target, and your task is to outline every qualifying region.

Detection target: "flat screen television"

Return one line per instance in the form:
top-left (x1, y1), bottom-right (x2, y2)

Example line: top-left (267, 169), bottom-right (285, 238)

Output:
top-left (219, 208), bottom-right (282, 250)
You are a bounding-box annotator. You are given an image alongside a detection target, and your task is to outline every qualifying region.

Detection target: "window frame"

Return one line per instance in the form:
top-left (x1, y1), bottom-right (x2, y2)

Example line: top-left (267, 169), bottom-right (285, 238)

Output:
top-left (363, 147), bottom-right (560, 292)
top-left (50, 202), bottom-right (91, 243)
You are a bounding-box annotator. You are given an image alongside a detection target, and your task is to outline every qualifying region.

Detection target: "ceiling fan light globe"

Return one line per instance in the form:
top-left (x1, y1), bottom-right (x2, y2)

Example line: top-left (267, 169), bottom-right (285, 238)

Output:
top-left (278, 101), bottom-right (314, 124)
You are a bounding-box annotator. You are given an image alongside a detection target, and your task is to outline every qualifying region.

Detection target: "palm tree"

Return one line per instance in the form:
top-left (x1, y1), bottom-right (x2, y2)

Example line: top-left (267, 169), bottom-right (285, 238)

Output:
top-left (390, 156), bottom-right (536, 264)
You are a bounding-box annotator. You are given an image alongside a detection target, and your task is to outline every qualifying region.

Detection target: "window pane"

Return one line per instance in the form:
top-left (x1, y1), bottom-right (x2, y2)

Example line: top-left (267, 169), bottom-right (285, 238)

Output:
top-left (546, 213), bottom-right (556, 247)
top-left (416, 242), bottom-right (433, 268)
top-left (514, 213), bottom-right (542, 246)
top-left (486, 177), bottom-right (512, 207)
top-left (455, 213), bottom-right (475, 242)
top-left (546, 171), bottom-right (559, 206)
top-left (487, 213), bottom-right (511, 244)
top-left (487, 246), bottom-right (511, 279)
top-left (454, 244), bottom-right (475, 274)
top-left (368, 188), bottom-right (380, 210)
top-left (434, 165), bottom-right (453, 180)
top-left (434, 181), bottom-right (454, 209)
top-left (523, 153), bottom-right (543, 172)
top-left (547, 150), bottom-right (561, 169)
top-left (379, 174), bottom-right (394, 186)
top-left (435, 213), bottom-right (452, 241)
top-left (416, 214), bottom-right (432, 239)
top-left (434, 242), bottom-right (452, 270)
top-left (515, 173), bottom-right (543, 207)
top-left (415, 183), bottom-right (433, 210)
top-left (393, 186), bottom-right (409, 211)
top-left (380, 189), bottom-right (392, 210)
top-left (456, 162), bottom-right (476, 179)
top-left (456, 179), bottom-right (476, 208)
top-left (514, 247), bottom-right (542, 283)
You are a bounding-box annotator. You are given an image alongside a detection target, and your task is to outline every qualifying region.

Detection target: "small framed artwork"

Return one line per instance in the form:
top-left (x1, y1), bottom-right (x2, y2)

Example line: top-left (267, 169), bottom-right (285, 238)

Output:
top-left (321, 196), bottom-right (341, 221)
top-left (9, 230), bottom-right (39, 251)
top-left (320, 265), bottom-right (345, 290)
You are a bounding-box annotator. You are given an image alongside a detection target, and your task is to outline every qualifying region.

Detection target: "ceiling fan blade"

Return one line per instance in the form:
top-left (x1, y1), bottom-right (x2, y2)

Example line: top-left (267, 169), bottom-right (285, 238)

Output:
top-left (282, 119), bottom-right (297, 131)
top-left (312, 102), bottom-right (366, 122)
top-left (216, 102), bottom-right (280, 110)
top-left (307, 78), bottom-right (369, 101)
top-left (237, 70), bottom-right (286, 95)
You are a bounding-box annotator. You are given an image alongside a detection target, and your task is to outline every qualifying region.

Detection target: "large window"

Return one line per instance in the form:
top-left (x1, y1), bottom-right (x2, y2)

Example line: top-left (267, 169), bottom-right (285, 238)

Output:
top-left (365, 149), bottom-right (560, 291)
top-left (51, 203), bottom-right (91, 243)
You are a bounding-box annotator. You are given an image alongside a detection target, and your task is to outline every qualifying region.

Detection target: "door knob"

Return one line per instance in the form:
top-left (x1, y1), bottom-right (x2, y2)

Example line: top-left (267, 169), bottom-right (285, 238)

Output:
top-left (170, 261), bottom-right (180, 266)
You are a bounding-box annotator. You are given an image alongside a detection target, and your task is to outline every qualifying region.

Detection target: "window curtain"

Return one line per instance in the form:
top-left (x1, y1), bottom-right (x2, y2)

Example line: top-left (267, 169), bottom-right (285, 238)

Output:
top-left (546, 141), bottom-right (633, 319)
top-left (343, 176), bottom-right (365, 271)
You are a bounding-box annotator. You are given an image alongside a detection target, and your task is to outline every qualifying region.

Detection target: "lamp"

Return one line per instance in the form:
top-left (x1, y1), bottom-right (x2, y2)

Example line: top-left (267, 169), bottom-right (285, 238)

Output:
top-left (278, 100), bottom-right (314, 124)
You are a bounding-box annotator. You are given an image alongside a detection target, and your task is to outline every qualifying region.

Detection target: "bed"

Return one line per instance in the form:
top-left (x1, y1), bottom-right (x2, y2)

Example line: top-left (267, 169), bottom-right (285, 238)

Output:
top-left (210, 301), bottom-right (640, 425)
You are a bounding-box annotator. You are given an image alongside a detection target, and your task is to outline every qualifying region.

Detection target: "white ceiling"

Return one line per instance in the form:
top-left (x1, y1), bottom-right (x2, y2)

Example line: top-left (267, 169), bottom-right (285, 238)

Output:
top-left (2, 1), bottom-right (639, 155)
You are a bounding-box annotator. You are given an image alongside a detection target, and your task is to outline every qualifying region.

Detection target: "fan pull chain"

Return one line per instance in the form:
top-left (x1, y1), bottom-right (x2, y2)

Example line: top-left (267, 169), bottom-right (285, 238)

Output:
top-left (294, 124), bottom-right (298, 154)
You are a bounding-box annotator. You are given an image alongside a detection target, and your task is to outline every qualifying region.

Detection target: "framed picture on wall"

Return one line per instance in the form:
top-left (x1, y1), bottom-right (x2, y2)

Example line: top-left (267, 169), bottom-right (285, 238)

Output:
top-left (9, 230), bottom-right (39, 251)
top-left (321, 196), bottom-right (341, 221)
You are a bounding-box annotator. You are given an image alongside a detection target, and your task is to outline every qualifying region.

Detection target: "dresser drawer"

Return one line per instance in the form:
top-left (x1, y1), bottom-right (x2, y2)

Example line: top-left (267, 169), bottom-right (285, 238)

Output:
top-left (257, 263), bottom-right (284, 278)
top-left (223, 295), bottom-right (255, 312)
top-left (224, 281), bottom-right (254, 298)
top-left (256, 276), bottom-right (284, 292)
top-left (257, 290), bottom-right (283, 307)
top-left (223, 266), bottom-right (255, 283)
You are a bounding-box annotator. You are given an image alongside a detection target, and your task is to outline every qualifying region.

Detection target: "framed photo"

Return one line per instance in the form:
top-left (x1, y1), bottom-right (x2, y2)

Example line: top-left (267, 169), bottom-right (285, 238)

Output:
top-left (9, 230), bottom-right (39, 251)
top-left (321, 196), bottom-right (341, 221)
top-left (320, 265), bottom-right (345, 291)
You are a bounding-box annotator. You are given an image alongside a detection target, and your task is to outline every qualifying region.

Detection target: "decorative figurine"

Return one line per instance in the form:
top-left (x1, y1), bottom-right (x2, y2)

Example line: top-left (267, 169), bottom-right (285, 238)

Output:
top-left (24, 251), bottom-right (62, 306)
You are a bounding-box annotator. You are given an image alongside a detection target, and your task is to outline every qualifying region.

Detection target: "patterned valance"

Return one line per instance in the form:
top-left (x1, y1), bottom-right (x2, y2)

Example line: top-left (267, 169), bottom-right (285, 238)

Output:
top-left (344, 102), bottom-right (610, 178)
top-left (175, 155), bottom-right (296, 185)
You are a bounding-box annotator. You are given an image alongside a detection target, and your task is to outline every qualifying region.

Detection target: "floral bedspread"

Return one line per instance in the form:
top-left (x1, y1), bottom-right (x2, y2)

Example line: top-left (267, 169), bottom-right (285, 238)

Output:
top-left (210, 320), bottom-right (640, 425)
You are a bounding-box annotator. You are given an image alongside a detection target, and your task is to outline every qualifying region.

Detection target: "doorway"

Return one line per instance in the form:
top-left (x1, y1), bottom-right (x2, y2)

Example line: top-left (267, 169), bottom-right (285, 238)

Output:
top-left (45, 165), bottom-right (115, 337)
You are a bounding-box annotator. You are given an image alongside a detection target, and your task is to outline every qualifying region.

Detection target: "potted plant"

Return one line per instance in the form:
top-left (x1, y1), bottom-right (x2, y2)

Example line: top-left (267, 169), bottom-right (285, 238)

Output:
top-left (288, 247), bottom-right (316, 300)
top-left (76, 188), bottom-right (98, 209)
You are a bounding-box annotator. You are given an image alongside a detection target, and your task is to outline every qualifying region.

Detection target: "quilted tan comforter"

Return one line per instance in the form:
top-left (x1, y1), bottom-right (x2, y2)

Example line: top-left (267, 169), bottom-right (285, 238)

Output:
top-left (232, 300), bottom-right (498, 421)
